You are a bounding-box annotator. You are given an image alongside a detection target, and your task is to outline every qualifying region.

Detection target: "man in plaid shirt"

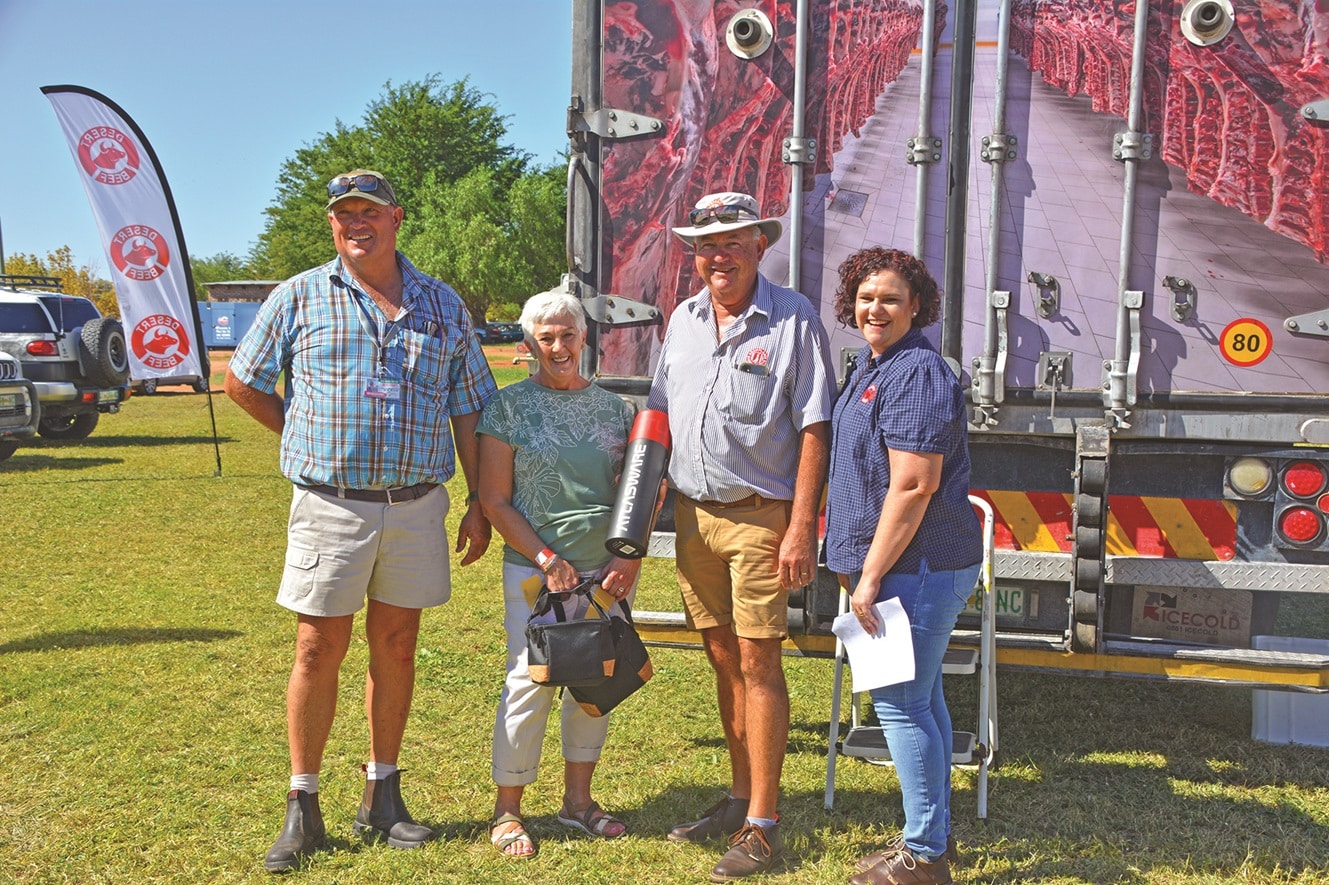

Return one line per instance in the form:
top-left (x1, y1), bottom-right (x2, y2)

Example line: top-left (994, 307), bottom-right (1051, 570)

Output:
top-left (225, 169), bottom-right (496, 873)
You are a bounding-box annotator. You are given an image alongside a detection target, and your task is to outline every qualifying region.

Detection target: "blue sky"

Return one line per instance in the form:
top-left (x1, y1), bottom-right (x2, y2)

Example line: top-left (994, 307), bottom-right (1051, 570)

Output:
top-left (0, 0), bottom-right (573, 275)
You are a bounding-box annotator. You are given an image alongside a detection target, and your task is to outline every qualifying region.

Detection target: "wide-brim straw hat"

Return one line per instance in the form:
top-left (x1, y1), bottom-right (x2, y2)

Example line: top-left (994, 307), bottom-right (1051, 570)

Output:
top-left (671, 191), bottom-right (782, 247)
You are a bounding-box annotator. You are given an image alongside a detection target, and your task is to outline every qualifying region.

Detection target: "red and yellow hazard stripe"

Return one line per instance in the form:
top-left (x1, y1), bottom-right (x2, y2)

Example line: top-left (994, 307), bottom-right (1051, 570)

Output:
top-left (970, 491), bottom-right (1237, 560)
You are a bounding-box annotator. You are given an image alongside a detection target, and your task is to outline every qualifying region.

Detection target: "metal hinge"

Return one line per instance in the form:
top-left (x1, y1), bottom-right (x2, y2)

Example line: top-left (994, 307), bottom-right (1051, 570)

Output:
top-left (1285, 308), bottom-right (1329, 338)
top-left (571, 103), bottom-right (663, 140)
top-left (582, 294), bottom-right (662, 326)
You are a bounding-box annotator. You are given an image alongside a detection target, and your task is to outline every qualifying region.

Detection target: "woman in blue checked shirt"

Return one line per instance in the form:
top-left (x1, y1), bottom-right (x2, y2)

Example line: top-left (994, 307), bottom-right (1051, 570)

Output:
top-left (824, 247), bottom-right (982, 885)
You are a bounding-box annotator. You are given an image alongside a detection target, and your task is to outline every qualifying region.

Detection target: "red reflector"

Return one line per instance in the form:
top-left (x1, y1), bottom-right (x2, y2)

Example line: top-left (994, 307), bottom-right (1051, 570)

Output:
top-left (1278, 506), bottom-right (1323, 544)
top-left (1282, 461), bottom-right (1327, 498)
top-left (81, 391), bottom-right (97, 403)
top-left (1320, 493), bottom-right (1329, 514)
top-left (26, 341), bottom-right (58, 356)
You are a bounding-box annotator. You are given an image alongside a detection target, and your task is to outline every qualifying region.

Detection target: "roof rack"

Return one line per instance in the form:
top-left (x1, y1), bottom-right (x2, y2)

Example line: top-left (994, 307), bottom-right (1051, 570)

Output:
top-left (0, 274), bottom-right (66, 293)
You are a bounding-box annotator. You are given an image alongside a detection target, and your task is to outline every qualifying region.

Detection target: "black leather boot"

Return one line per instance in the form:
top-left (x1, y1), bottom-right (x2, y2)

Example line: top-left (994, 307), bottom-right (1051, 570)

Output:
top-left (263, 789), bottom-right (326, 873)
top-left (352, 770), bottom-right (435, 849)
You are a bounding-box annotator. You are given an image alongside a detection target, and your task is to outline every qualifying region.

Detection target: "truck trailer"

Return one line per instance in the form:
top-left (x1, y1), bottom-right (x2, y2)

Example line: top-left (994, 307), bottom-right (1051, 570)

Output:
top-left (559, 0), bottom-right (1329, 695)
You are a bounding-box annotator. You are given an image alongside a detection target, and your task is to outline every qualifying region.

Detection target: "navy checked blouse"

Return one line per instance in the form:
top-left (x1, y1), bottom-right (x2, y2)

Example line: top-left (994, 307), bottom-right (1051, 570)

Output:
top-left (824, 328), bottom-right (981, 576)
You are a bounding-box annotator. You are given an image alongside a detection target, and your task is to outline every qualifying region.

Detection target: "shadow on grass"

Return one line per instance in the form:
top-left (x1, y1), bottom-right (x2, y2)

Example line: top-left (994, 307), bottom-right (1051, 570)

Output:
top-left (26, 434), bottom-right (236, 448)
top-left (623, 778), bottom-right (1329, 884)
top-left (0, 626), bottom-right (242, 654)
top-left (0, 454), bottom-right (122, 470)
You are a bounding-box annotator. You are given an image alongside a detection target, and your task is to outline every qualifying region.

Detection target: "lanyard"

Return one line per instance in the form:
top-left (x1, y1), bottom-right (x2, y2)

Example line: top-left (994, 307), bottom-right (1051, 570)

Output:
top-left (348, 286), bottom-right (403, 371)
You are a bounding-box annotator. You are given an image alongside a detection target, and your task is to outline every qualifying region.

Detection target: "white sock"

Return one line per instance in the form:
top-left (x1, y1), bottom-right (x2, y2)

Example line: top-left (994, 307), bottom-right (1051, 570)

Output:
top-left (365, 761), bottom-right (398, 781)
top-left (289, 773), bottom-right (319, 794)
top-left (747, 815), bottom-right (778, 829)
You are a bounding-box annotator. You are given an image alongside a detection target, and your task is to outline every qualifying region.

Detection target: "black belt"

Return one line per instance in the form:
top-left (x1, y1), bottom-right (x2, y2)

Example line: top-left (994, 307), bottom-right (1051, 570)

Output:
top-left (297, 482), bottom-right (438, 504)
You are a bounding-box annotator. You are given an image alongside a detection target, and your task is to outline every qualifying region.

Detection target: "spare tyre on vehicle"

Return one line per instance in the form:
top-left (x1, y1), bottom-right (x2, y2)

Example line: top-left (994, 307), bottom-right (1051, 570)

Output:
top-left (79, 317), bottom-right (130, 389)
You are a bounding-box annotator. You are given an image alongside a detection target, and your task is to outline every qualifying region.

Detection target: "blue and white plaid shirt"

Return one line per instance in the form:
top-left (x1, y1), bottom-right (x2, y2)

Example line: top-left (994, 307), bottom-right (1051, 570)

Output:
top-left (229, 253), bottom-right (496, 488)
top-left (646, 274), bottom-right (834, 502)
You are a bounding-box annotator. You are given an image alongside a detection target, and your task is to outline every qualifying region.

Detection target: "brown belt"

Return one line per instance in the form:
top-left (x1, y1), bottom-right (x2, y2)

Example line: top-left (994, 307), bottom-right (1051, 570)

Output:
top-left (297, 482), bottom-right (438, 505)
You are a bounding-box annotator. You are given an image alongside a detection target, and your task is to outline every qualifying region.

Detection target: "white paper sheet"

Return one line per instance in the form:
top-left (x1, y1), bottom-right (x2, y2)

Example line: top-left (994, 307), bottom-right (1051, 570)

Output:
top-left (831, 597), bottom-right (915, 692)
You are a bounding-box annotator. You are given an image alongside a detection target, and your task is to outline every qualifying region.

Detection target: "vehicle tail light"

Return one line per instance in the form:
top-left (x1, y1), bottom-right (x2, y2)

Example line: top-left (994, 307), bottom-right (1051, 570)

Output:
top-left (1228, 457), bottom-right (1273, 497)
top-left (80, 391), bottom-right (97, 403)
top-left (1281, 461), bottom-right (1327, 499)
top-left (26, 340), bottom-right (59, 356)
top-left (1277, 506), bottom-right (1323, 545)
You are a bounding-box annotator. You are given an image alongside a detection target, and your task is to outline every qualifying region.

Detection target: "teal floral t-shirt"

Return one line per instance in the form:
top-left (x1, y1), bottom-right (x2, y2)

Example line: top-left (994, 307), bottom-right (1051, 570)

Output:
top-left (477, 379), bottom-right (635, 571)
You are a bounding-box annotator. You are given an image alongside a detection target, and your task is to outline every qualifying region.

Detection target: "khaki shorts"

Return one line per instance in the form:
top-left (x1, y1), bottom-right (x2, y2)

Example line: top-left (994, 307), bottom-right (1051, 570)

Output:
top-left (276, 485), bottom-right (452, 617)
top-left (674, 495), bottom-right (791, 640)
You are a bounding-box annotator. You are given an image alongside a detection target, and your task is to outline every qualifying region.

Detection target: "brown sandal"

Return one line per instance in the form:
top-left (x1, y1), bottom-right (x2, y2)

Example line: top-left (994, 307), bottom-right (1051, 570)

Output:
top-left (556, 800), bottom-right (627, 839)
top-left (490, 813), bottom-right (537, 858)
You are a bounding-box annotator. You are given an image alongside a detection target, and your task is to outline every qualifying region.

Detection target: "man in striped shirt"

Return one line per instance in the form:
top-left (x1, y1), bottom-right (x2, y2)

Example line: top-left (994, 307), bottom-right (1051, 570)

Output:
top-left (225, 169), bottom-right (496, 873)
top-left (647, 192), bottom-right (834, 881)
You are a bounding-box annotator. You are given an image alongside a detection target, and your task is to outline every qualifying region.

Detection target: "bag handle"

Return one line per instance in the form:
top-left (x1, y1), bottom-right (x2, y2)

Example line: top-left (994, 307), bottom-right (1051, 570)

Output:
top-left (532, 579), bottom-right (610, 623)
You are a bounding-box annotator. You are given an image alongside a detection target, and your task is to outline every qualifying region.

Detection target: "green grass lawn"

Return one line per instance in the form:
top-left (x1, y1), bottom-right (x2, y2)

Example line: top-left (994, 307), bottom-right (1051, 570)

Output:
top-left (1, 366), bottom-right (1327, 884)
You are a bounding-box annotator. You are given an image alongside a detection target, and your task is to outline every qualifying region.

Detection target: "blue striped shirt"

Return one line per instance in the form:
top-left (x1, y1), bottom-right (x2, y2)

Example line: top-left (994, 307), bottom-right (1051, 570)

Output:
top-left (229, 253), bottom-right (496, 488)
top-left (646, 274), bottom-right (835, 502)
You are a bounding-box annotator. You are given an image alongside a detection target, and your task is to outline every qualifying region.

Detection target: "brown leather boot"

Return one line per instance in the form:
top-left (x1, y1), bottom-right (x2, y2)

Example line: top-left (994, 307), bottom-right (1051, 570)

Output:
top-left (667, 794), bottom-right (750, 843)
top-left (710, 822), bottom-right (783, 882)
top-left (263, 789), bottom-right (326, 873)
top-left (855, 832), bottom-right (959, 872)
top-left (849, 845), bottom-right (952, 885)
top-left (352, 770), bottom-right (435, 849)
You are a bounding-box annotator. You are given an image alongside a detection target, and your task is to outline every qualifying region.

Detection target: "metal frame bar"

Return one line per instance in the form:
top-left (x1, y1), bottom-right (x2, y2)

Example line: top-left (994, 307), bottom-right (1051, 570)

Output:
top-left (823, 496), bottom-right (999, 818)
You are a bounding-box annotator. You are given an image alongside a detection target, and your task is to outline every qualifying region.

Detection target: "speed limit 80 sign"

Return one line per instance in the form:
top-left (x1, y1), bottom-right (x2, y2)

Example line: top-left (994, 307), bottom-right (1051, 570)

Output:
top-left (1219, 318), bottom-right (1273, 367)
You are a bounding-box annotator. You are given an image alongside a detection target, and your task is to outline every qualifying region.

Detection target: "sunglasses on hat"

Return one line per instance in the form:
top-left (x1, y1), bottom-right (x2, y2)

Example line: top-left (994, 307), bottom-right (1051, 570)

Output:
top-left (688, 203), bottom-right (756, 227)
top-left (327, 173), bottom-right (395, 203)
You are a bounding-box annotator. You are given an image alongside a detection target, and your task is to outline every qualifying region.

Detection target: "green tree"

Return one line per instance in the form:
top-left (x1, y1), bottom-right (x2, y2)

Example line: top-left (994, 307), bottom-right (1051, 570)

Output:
top-left (189, 251), bottom-right (256, 291)
top-left (250, 122), bottom-right (371, 276)
top-left (404, 160), bottom-right (568, 324)
top-left (504, 160), bottom-right (570, 294)
top-left (405, 167), bottom-right (527, 323)
top-left (251, 76), bottom-right (532, 282)
top-left (4, 247), bottom-right (117, 317)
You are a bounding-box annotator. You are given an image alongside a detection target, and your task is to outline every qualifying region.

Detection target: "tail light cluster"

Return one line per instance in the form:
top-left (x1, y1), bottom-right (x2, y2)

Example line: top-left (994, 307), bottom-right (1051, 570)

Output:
top-left (1226, 456), bottom-right (1329, 550)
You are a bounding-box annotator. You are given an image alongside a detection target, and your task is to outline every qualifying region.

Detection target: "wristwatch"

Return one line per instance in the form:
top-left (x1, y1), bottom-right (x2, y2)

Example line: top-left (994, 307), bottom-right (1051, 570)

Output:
top-left (535, 547), bottom-right (558, 571)
top-left (466, 489), bottom-right (480, 505)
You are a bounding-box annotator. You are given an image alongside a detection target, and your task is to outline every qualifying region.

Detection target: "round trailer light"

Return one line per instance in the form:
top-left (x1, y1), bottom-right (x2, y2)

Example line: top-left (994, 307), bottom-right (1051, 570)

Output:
top-left (1227, 457), bottom-right (1272, 496)
top-left (1278, 506), bottom-right (1323, 545)
top-left (1319, 493), bottom-right (1329, 514)
top-left (1281, 461), bottom-right (1327, 499)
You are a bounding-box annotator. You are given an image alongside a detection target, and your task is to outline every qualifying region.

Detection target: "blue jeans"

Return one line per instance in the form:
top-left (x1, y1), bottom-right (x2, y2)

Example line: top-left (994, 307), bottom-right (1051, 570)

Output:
top-left (857, 563), bottom-right (981, 862)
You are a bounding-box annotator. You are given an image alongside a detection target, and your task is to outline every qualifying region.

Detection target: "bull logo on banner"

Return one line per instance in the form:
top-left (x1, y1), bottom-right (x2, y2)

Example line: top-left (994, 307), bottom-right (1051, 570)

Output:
top-left (76, 125), bottom-right (140, 185)
top-left (131, 314), bottom-right (191, 371)
top-left (110, 224), bottom-right (171, 282)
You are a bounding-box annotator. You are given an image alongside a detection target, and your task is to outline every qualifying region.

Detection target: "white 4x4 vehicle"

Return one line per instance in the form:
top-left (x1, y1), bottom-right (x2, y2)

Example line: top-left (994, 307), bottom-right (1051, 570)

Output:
top-left (0, 351), bottom-right (40, 461)
top-left (0, 275), bottom-right (129, 440)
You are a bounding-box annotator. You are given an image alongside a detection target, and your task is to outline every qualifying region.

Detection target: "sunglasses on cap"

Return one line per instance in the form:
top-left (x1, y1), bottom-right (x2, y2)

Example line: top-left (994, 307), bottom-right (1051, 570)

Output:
top-left (327, 173), bottom-right (395, 202)
top-left (688, 203), bottom-right (756, 227)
